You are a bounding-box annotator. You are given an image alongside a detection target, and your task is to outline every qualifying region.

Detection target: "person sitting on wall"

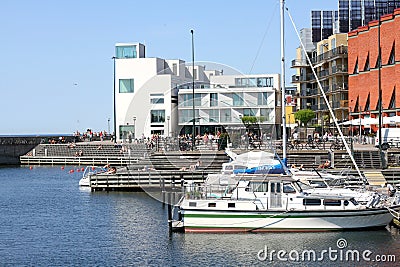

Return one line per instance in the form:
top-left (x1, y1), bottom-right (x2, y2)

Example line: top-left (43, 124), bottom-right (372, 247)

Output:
top-left (106, 166), bottom-right (117, 174)
top-left (319, 160), bottom-right (331, 169)
top-left (386, 182), bottom-right (397, 197)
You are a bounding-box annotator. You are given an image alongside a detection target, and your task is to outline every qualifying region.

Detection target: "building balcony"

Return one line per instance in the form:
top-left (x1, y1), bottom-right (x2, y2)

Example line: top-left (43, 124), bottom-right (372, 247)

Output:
top-left (291, 59), bottom-right (308, 68)
top-left (319, 104), bottom-right (328, 110)
top-left (331, 65), bottom-right (348, 74)
top-left (332, 83), bottom-right (348, 91)
top-left (313, 46), bottom-right (348, 64)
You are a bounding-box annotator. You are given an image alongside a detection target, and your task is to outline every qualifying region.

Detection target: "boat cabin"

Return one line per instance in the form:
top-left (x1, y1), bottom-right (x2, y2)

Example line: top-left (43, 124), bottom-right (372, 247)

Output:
top-left (183, 175), bottom-right (360, 211)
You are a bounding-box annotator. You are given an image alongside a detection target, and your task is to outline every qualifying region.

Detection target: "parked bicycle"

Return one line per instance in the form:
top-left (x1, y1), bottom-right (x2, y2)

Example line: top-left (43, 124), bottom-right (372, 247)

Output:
top-left (305, 140), bottom-right (321, 150)
top-left (329, 140), bottom-right (345, 150)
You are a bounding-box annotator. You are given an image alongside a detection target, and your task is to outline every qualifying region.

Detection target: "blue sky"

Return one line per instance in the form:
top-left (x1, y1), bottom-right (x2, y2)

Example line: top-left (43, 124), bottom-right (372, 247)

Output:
top-left (0, 0), bottom-right (337, 135)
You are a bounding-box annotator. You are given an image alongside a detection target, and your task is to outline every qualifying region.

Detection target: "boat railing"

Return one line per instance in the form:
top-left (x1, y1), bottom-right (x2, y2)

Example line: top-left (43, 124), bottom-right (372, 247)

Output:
top-left (184, 183), bottom-right (237, 200)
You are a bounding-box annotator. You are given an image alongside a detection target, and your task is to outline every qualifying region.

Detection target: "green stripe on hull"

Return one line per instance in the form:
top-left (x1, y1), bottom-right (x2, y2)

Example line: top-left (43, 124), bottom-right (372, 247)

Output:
top-left (184, 225), bottom-right (387, 233)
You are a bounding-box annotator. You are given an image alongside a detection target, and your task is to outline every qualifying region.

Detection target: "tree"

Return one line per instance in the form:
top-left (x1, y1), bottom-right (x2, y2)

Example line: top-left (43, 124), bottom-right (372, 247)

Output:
top-left (241, 116), bottom-right (266, 136)
top-left (294, 109), bottom-right (315, 127)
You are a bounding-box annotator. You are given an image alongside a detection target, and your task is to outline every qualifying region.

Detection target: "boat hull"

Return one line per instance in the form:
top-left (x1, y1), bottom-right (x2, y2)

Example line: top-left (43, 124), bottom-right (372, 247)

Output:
top-left (181, 208), bottom-right (397, 233)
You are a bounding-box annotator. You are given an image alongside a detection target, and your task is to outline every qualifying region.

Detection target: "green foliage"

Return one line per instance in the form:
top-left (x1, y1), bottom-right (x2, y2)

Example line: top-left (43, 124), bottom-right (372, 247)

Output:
top-left (294, 109), bottom-right (315, 127)
top-left (241, 116), bottom-right (265, 126)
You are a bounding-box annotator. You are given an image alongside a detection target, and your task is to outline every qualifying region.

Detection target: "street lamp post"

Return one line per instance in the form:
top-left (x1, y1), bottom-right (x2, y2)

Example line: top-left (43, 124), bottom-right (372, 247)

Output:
top-left (191, 29), bottom-right (195, 150)
top-left (112, 56), bottom-right (117, 143)
top-left (107, 118), bottom-right (110, 135)
top-left (378, 18), bottom-right (385, 168)
top-left (359, 106), bottom-right (362, 144)
top-left (167, 116), bottom-right (170, 137)
top-left (133, 116), bottom-right (136, 139)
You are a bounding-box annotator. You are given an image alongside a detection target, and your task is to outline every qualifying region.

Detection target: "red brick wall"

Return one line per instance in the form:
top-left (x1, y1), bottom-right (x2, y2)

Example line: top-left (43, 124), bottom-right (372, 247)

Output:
top-left (348, 10), bottom-right (400, 119)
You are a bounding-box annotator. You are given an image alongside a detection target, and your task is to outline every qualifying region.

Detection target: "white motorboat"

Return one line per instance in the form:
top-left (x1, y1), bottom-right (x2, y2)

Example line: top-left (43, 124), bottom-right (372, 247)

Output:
top-left (79, 166), bottom-right (110, 187)
top-left (171, 0), bottom-right (400, 233)
top-left (175, 175), bottom-right (400, 232)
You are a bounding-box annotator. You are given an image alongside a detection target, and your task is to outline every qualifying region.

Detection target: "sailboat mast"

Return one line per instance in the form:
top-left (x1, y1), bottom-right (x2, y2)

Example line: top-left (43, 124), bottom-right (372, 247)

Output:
top-left (280, 0), bottom-right (287, 159)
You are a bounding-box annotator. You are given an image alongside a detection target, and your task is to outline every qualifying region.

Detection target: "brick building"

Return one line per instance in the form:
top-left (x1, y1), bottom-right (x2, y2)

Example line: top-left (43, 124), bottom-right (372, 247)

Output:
top-left (348, 8), bottom-right (400, 133)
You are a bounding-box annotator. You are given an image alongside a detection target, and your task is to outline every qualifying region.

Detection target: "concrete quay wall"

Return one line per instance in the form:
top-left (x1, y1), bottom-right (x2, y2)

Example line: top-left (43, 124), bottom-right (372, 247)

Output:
top-left (0, 136), bottom-right (76, 165)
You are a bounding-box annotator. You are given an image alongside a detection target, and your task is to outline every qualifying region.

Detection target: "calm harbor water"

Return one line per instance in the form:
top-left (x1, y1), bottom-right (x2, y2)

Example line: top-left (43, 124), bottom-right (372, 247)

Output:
top-left (1, 166), bottom-right (400, 266)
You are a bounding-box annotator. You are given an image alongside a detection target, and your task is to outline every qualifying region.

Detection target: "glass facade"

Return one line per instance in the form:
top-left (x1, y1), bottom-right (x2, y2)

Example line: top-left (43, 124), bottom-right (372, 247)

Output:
top-left (150, 110), bottom-right (165, 123)
top-left (116, 45), bottom-right (137, 59)
top-left (119, 125), bottom-right (134, 140)
top-left (235, 77), bottom-right (274, 87)
top-left (233, 93), bottom-right (244, 106)
top-left (257, 92), bottom-right (272, 105)
top-left (179, 109), bottom-right (199, 123)
top-left (338, 0), bottom-right (400, 33)
top-left (119, 79), bottom-right (134, 93)
top-left (220, 109), bottom-right (231, 123)
top-left (181, 93), bottom-right (201, 107)
top-left (210, 93), bottom-right (218, 107)
top-left (311, 10), bottom-right (338, 43)
top-left (150, 94), bottom-right (164, 104)
top-left (209, 109), bottom-right (219, 122)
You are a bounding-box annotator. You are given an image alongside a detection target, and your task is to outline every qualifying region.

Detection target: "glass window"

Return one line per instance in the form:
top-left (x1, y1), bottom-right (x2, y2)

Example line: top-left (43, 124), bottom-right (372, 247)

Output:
top-left (258, 92), bottom-right (270, 105)
top-left (210, 93), bottom-right (218, 107)
top-left (116, 45), bottom-right (137, 59)
top-left (221, 109), bottom-right (231, 123)
top-left (150, 110), bottom-right (165, 123)
top-left (119, 79), bottom-right (134, 93)
top-left (179, 109), bottom-right (199, 123)
top-left (233, 93), bottom-right (244, 106)
top-left (323, 199), bottom-right (341, 206)
top-left (194, 93), bottom-right (201, 106)
top-left (260, 109), bottom-right (270, 121)
top-left (283, 183), bottom-right (296, 193)
top-left (303, 199), bottom-right (321, 206)
top-left (151, 98), bottom-right (164, 104)
top-left (243, 108), bottom-right (255, 116)
top-left (209, 109), bottom-right (219, 122)
top-left (119, 125), bottom-right (134, 140)
top-left (250, 182), bottom-right (268, 192)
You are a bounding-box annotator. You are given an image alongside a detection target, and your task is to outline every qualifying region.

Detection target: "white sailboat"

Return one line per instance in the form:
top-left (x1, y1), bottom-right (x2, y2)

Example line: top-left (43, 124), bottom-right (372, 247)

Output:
top-left (172, 0), bottom-right (400, 233)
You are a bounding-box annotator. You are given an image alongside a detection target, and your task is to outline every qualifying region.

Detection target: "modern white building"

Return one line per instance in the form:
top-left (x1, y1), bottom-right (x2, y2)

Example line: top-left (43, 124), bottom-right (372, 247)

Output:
top-left (113, 43), bottom-right (282, 142)
top-left (178, 74), bottom-right (281, 139)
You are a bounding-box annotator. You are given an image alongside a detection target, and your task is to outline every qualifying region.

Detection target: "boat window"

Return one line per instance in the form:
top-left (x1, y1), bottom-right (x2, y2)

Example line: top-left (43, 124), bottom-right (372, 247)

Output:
top-left (189, 202), bottom-right (197, 207)
top-left (276, 183), bottom-right (281, 193)
top-left (283, 183), bottom-right (296, 193)
top-left (296, 181), bottom-right (313, 191)
top-left (208, 203), bottom-right (216, 207)
top-left (249, 182), bottom-right (268, 192)
top-left (309, 180), bottom-right (328, 188)
top-left (228, 203), bottom-right (235, 208)
top-left (270, 182), bottom-right (281, 193)
top-left (323, 199), bottom-right (341, 206)
top-left (349, 198), bottom-right (358, 206)
top-left (303, 199), bottom-right (321, 206)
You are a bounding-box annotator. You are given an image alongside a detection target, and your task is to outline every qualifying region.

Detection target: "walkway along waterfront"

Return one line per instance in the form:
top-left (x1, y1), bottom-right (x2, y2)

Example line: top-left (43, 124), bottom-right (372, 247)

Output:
top-left (19, 140), bottom-right (400, 190)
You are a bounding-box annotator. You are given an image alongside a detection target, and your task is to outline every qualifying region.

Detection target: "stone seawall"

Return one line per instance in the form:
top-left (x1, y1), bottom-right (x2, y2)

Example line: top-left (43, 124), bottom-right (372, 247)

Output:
top-left (0, 136), bottom-right (75, 165)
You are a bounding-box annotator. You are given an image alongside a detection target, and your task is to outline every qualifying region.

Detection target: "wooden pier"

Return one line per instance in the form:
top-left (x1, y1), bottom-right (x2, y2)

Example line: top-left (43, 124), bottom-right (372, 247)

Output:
top-left (88, 169), bottom-right (209, 192)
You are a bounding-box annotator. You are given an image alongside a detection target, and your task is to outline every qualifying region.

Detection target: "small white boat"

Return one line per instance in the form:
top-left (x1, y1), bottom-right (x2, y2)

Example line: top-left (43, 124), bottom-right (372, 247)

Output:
top-left (79, 166), bottom-right (108, 187)
top-left (175, 175), bottom-right (400, 233)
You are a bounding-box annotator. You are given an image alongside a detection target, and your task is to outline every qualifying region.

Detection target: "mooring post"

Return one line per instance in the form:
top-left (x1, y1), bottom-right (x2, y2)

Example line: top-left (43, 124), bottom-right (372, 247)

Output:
top-left (168, 192), bottom-right (172, 231)
top-left (162, 178), bottom-right (166, 208)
